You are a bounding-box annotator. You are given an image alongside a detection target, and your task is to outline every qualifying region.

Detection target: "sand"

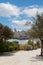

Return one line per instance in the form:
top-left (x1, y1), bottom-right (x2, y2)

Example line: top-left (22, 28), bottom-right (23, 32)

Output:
top-left (0, 49), bottom-right (43, 65)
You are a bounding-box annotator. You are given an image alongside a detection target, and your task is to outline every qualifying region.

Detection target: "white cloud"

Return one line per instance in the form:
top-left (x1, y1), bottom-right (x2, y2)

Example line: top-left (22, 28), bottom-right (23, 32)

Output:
top-left (22, 6), bottom-right (43, 17)
top-left (0, 3), bottom-right (43, 18)
top-left (12, 19), bottom-right (32, 31)
top-left (28, 5), bottom-right (39, 8)
top-left (38, 8), bottom-right (43, 14)
top-left (0, 3), bottom-right (20, 17)
top-left (11, 19), bottom-right (33, 31)
top-left (12, 19), bottom-right (27, 25)
top-left (12, 19), bottom-right (33, 26)
top-left (0, 3), bottom-right (43, 31)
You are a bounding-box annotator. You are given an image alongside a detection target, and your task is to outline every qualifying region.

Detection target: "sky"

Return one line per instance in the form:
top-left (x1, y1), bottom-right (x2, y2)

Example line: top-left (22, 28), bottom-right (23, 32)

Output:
top-left (0, 0), bottom-right (43, 31)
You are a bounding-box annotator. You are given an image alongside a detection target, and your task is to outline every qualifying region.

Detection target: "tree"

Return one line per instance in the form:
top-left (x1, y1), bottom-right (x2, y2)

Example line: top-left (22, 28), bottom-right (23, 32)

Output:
top-left (0, 23), bottom-right (14, 52)
top-left (3, 26), bottom-right (14, 40)
top-left (29, 14), bottom-right (43, 56)
top-left (0, 23), bottom-right (4, 41)
top-left (0, 23), bottom-right (14, 41)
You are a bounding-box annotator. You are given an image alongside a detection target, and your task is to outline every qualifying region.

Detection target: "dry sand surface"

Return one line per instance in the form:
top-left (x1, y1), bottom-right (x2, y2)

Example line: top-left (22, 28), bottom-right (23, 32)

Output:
top-left (0, 49), bottom-right (43, 65)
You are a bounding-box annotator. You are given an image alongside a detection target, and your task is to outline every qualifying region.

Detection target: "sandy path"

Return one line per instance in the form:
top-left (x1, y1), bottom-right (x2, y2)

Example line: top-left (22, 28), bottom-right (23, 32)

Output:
top-left (0, 49), bottom-right (43, 65)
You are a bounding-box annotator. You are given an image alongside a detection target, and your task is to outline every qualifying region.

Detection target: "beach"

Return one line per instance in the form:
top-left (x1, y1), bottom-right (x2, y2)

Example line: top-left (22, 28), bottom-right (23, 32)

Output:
top-left (0, 49), bottom-right (43, 65)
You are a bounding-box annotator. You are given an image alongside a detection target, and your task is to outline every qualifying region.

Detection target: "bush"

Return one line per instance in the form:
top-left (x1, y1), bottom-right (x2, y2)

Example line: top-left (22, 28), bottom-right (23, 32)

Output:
top-left (27, 41), bottom-right (34, 50)
top-left (0, 41), bottom-right (19, 53)
top-left (19, 40), bottom-right (40, 51)
top-left (33, 44), bottom-right (38, 50)
top-left (0, 41), bottom-right (6, 52)
top-left (19, 44), bottom-right (25, 50)
top-left (28, 41), bottom-right (33, 46)
top-left (27, 40), bottom-right (40, 50)
top-left (24, 44), bottom-right (33, 50)
top-left (19, 44), bottom-right (33, 50)
top-left (12, 41), bottom-right (19, 50)
top-left (36, 41), bottom-right (41, 48)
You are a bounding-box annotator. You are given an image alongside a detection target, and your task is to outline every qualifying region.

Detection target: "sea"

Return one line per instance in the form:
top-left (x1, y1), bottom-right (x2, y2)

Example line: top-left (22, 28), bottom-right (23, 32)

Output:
top-left (7, 39), bottom-right (29, 44)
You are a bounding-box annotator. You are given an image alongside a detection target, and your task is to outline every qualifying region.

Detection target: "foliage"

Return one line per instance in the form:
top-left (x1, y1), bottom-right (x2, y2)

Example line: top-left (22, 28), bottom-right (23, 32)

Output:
top-left (0, 41), bottom-right (19, 52)
top-left (27, 41), bottom-right (38, 50)
top-left (29, 14), bottom-right (43, 39)
top-left (19, 40), bottom-right (40, 50)
top-left (36, 41), bottom-right (41, 48)
top-left (19, 44), bottom-right (25, 50)
top-left (0, 23), bottom-right (4, 41)
top-left (28, 13), bottom-right (43, 56)
top-left (19, 41), bottom-right (34, 50)
top-left (0, 23), bottom-right (14, 41)
top-left (12, 41), bottom-right (19, 50)
top-left (24, 44), bottom-right (33, 50)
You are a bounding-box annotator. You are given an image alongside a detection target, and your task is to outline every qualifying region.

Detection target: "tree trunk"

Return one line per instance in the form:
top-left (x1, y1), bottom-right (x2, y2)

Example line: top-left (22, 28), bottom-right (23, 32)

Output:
top-left (41, 39), bottom-right (43, 56)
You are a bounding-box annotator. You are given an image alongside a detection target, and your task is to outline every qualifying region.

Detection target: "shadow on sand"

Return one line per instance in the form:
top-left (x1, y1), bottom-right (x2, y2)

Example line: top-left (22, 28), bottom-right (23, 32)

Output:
top-left (30, 55), bottom-right (43, 62)
top-left (0, 51), bottom-right (17, 56)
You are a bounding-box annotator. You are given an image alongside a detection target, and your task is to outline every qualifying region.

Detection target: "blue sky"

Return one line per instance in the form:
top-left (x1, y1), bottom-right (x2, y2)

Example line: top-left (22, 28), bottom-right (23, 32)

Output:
top-left (0, 0), bottom-right (43, 31)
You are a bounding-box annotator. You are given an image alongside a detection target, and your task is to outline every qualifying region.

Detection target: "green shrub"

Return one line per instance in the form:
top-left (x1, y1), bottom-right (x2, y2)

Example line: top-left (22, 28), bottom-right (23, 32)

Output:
top-left (19, 40), bottom-right (40, 50)
top-left (19, 44), bottom-right (25, 50)
top-left (24, 44), bottom-right (33, 50)
top-left (0, 41), bottom-right (19, 53)
top-left (0, 41), bottom-right (5, 52)
top-left (19, 44), bottom-right (33, 50)
top-left (36, 41), bottom-right (41, 48)
top-left (27, 40), bottom-right (40, 50)
top-left (12, 41), bottom-right (19, 43)
top-left (12, 41), bottom-right (19, 50)
top-left (28, 41), bottom-right (33, 46)
top-left (33, 44), bottom-right (38, 50)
